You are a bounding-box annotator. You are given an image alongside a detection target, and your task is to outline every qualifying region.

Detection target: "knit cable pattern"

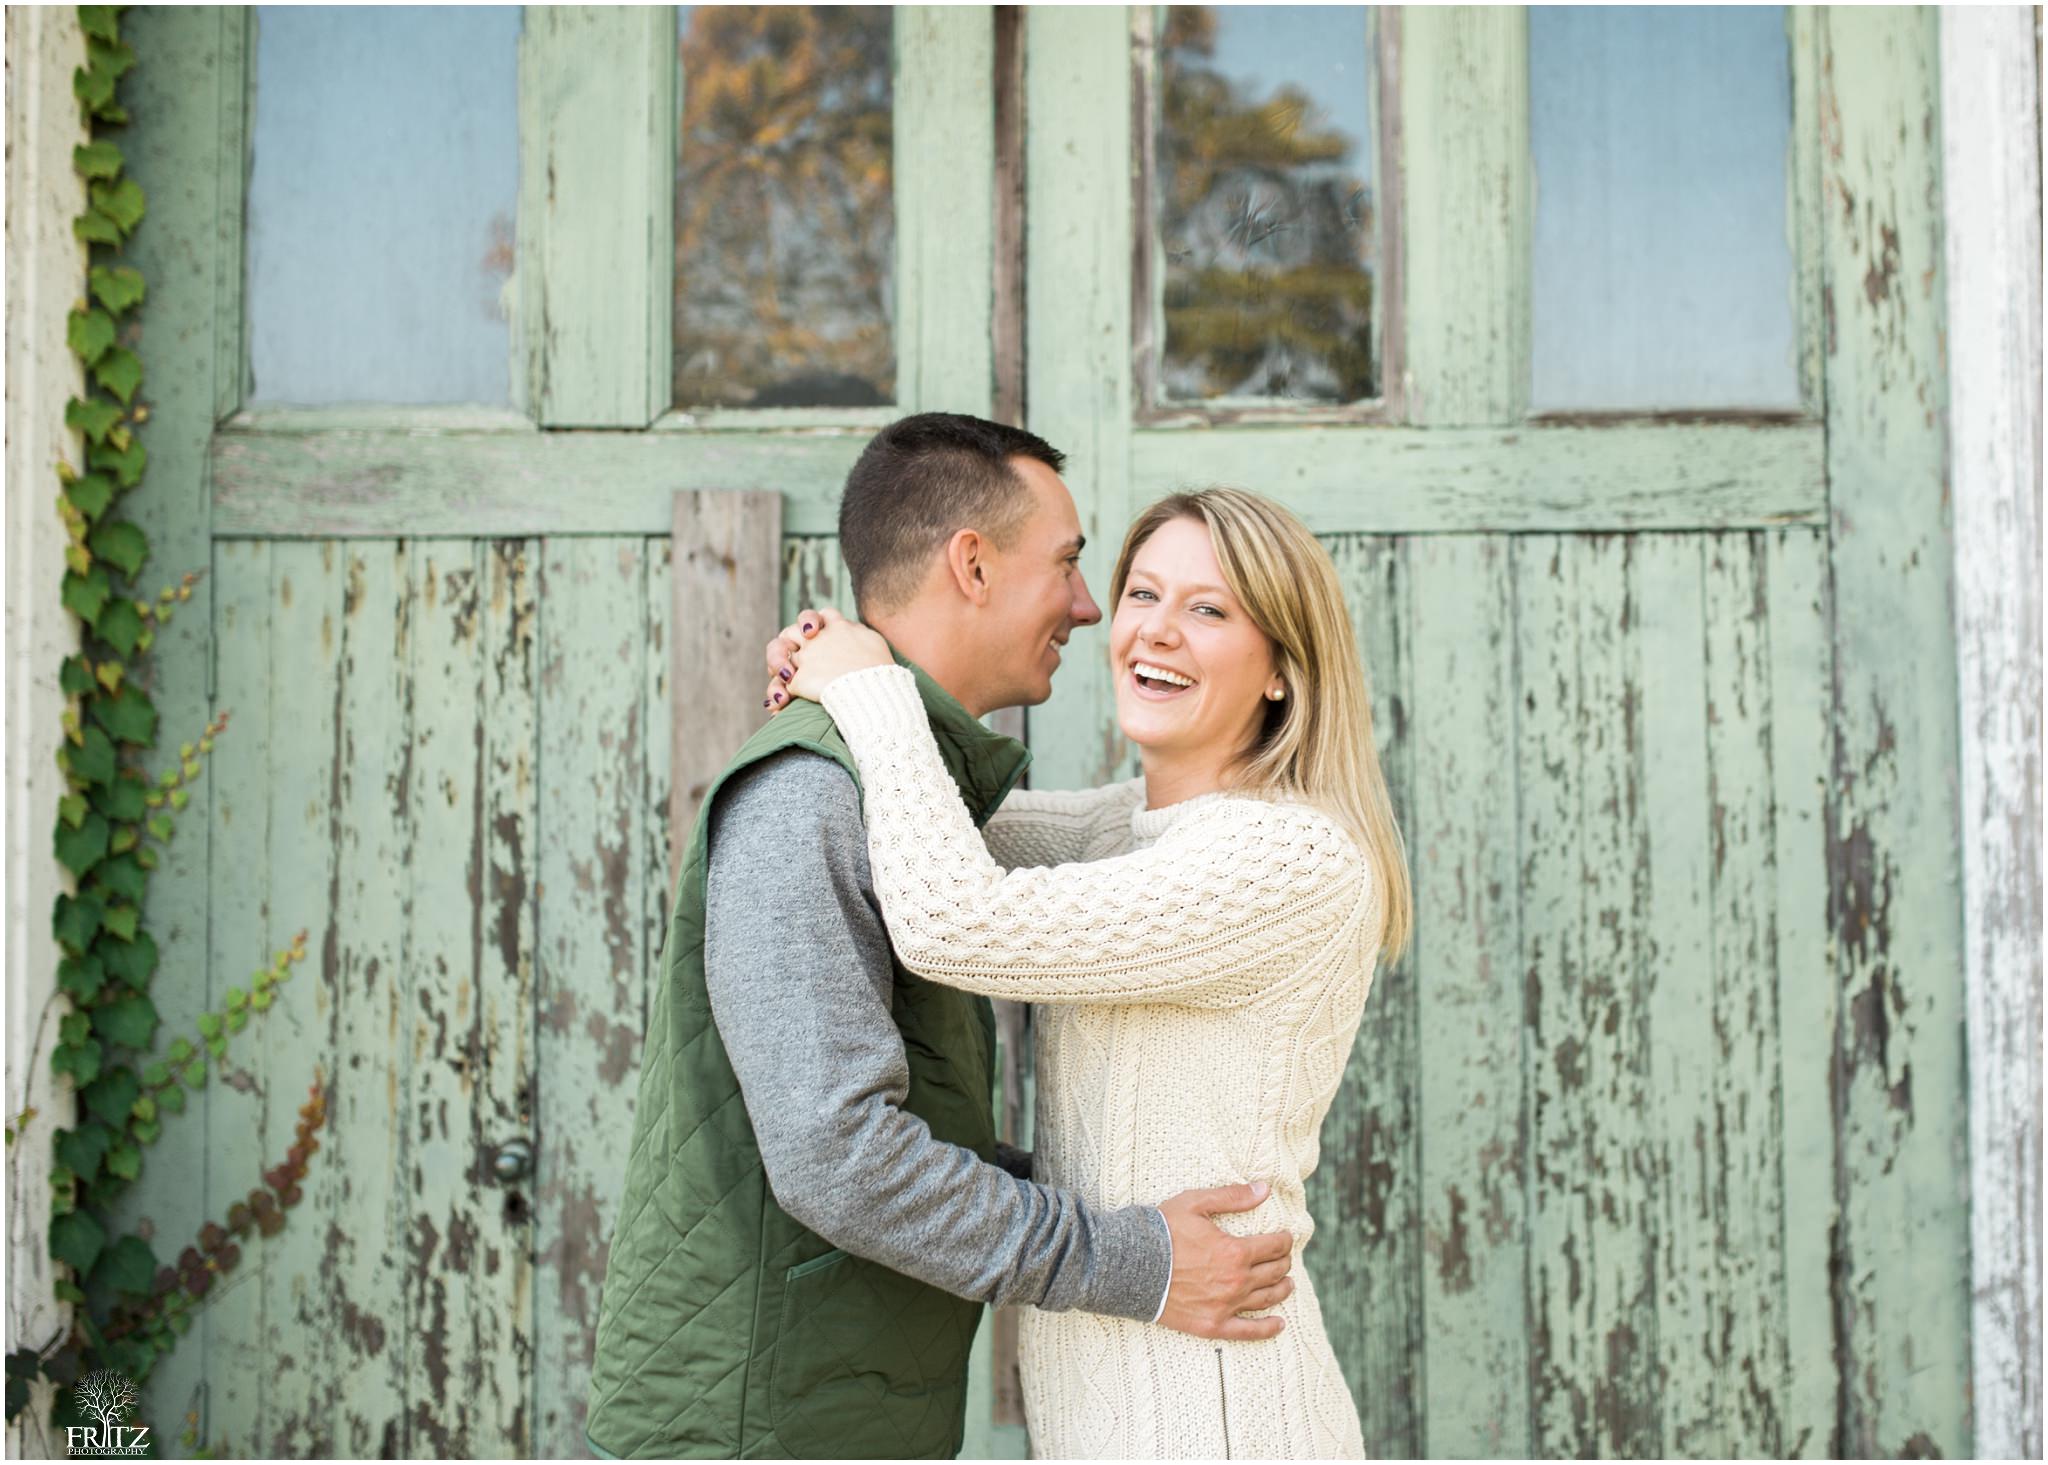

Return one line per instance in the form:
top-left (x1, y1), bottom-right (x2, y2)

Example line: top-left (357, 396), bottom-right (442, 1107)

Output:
top-left (820, 665), bottom-right (1372, 1007)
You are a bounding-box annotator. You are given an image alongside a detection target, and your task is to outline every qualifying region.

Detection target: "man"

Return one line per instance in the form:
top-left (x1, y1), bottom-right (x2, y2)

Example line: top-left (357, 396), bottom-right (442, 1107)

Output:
top-left (584, 414), bottom-right (1293, 1459)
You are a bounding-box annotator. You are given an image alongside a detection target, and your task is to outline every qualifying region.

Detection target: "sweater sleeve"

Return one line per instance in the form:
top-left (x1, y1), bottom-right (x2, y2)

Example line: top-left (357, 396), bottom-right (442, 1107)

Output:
top-left (820, 665), bottom-right (1373, 1006)
top-left (980, 778), bottom-right (1145, 869)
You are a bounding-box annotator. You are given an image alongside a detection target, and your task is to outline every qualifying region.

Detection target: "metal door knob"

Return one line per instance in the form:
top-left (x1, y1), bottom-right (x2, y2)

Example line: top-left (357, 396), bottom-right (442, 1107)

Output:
top-left (492, 1138), bottom-right (533, 1183)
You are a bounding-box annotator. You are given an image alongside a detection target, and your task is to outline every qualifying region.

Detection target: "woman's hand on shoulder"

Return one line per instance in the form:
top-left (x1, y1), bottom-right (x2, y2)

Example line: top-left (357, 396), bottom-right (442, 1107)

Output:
top-left (760, 607), bottom-right (890, 712)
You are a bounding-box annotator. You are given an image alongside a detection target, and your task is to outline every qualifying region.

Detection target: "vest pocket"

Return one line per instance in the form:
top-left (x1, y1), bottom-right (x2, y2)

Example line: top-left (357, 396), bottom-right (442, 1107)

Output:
top-left (767, 1249), bottom-right (978, 1458)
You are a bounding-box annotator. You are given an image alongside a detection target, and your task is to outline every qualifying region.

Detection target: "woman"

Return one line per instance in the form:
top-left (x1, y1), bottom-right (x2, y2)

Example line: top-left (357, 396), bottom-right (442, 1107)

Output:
top-left (767, 488), bottom-right (1413, 1460)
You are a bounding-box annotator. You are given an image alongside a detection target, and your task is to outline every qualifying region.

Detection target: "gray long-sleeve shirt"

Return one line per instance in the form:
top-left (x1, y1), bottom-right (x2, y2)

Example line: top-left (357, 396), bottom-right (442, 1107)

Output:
top-left (702, 748), bottom-right (1173, 1321)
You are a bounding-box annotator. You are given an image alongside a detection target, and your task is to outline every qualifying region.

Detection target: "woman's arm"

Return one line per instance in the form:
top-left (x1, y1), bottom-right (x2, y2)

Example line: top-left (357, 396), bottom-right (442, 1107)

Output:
top-left (982, 779), bottom-right (1145, 870)
top-left (821, 665), bottom-right (1373, 1006)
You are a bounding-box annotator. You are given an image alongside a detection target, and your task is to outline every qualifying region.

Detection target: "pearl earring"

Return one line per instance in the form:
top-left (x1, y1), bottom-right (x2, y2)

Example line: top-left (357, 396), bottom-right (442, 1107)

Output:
top-left (1266, 687), bottom-right (1285, 701)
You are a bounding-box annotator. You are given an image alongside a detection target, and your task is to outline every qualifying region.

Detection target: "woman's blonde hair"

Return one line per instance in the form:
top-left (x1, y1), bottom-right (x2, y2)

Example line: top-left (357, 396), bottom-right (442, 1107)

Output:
top-left (1110, 488), bottom-right (1413, 963)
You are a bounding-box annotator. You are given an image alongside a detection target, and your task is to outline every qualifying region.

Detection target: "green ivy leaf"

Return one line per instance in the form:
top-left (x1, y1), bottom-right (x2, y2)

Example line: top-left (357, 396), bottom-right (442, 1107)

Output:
top-left (61, 565), bottom-right (110, 623)
top-left (90, 684), bottom-right (156, 747)
top-left (77, 7), bottom-right (120, 44)
top-left (92, 348), bottom-right (142, 407)
top-left (92, 771), bottom-right (147, 822)
top-left (59, 655), bottom-right (97, 696)
top-left (54, 811), bottom-right (109, 876)
top-left (141, 1062), bottom-right (169, 1088)
top-left (64, 396), bottom-right (121, 445)
top-left (91, 1235), bottom-right (154, 1298)
top-left (168, 788), bottom-right (189, 812)
top-left (57, 955), bottom-right (105, 1002)
top-left (49, 1210), bottom-right (105, 1275)
top-left (223, 987), bottom-right (245, 1010)
top-left (55, 1125), bottom-right (109, 1181)
top-left (181, 1060), bottom-right (205, 1089)
top-left (91, 853), bottom-right (146, 905)
top-left (64, 472), bottom-right (116, 526)
top-left (135, 844), bottom-right (158, 871)
top-left (108, 824), bottom-right (138, 856)
top-left (59, 1013), bottom-right (90, 1047)
top-left (67, 309), bottom-right (115, 366)
top-left (224, 1006), bottom-right (249, 1035)
top-left (82, 1067), bottom-right (140, 1128)
top-left (72, 139), bottom-right (123, 180)
top-left (54, 891), bottom-right (105, 953)
top-left (166, 1037), bottom-right (193, 1064)
top-left (51, 1039), bottom-right (102, 1087)
top-left (88, 265), bottom-right (145, 314)
top-left (58, 793), bottom-right (88, 829)
top-left (90, 438), bottom-right (146, 488)
top-left (146, 815), bottom-right (174, 843)
top-left (194, 1012), bottom-right (221, 1040)
top-left (96, 901), bottom-right (132, 940)
top-left (94, 993), bottom-right (158, 1049)
top-left (89, 178), bottom-right (145, 236)
top-left (130, 1094), bottom-right (156, 1124)
top-left (157, 1084), bottom-right (186, 1116)
top-left (71, 724), bottom-right (115, 785)
top-left (85, 35), bottom-right (136, 84)
top-left (95, 596), bottom-right (142, 658)
top-left (94, 660), bottom-right (123, 694)
top-left (249, 989), bottom-right (274, 1012)
top-left (72, 210), bottom-right (122, 247)
top-left (130, 1116), bottom-right (160, 1146)
top-left (203, 1033), bottom-right (226, 1060)
top-left (88, 519), bottom-right (147, 578)
top-left (103, 1142), bottom-right (139, 1181)
top-left (98, 929), bottom-right (157, 991)
top-left (53, 1279), bottom-right (86, 1306)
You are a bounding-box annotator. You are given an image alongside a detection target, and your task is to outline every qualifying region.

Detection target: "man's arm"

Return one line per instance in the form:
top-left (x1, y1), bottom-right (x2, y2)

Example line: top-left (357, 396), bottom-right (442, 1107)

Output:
top-left (703, 750), bottom-right (1170, 1320)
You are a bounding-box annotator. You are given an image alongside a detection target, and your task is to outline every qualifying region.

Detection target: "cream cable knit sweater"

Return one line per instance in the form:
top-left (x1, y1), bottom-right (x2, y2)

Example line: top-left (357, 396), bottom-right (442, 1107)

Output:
top-left (821, 664), bottom-right (1381, 1460)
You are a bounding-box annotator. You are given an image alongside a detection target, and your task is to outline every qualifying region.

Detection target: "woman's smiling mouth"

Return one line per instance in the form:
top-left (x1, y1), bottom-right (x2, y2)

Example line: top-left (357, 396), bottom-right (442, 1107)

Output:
top-left (1132, 660), bottom-right (1197, 696)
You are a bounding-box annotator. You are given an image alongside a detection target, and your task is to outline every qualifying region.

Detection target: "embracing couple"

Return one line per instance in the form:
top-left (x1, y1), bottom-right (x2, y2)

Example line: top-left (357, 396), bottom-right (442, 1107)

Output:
top-left (584, 412), bottom-right (1413, 1461)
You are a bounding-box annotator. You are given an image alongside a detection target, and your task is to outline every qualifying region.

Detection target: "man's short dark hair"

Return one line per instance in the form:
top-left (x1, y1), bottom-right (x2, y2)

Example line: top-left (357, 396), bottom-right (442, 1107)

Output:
top-left (837, 413), bottom-right (1067, 616)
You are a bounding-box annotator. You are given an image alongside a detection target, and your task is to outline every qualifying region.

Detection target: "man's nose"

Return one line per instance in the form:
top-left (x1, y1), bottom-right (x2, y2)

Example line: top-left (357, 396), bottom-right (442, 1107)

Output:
top-left (1070, 573), bottom-right (1103, 627)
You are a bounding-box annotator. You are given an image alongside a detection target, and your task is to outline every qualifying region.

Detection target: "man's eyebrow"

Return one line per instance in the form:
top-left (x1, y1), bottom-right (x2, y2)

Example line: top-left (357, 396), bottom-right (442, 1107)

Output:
top-left (1059, 536), bottom-right (1086, 556)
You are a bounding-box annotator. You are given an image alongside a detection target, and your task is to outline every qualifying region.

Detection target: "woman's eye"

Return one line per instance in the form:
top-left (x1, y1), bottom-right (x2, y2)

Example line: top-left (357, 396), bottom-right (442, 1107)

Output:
top-left (1194, 604), bottom-right (1223, 618)
top-left (1128, 588), bottom-right (1155, 601)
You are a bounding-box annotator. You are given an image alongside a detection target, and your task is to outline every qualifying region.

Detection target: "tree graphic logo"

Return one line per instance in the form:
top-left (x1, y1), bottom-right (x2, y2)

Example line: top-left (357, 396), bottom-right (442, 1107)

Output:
top-left (64, 1368), bottom-right (150, 1457)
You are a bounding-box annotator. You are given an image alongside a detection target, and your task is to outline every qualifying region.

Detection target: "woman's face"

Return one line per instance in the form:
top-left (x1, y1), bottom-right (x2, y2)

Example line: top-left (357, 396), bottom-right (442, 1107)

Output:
top-left (1110, 515), bottom-right (1282, 759)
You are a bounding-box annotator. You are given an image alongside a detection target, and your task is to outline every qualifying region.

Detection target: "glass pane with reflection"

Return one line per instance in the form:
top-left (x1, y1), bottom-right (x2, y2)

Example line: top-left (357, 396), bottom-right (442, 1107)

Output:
top-left (1530, 6), bottom-right (1800, 412)
top-left (246, 6), bottom-right (520, 409)
top-left (673, 5), bottom-right (895, 410)
top-left (1154, 6), bottom-right (1380, 406)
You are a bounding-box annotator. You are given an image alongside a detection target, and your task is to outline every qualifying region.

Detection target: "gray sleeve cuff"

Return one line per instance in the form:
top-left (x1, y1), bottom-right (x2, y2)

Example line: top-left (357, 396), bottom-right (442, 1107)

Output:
top-left (1150, 1208), bottom-right (1172, 1324)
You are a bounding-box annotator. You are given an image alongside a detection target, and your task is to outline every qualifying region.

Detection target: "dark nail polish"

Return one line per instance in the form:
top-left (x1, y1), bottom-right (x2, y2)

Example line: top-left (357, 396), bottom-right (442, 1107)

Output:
top-left (774, 691), bottom-right (785, 703)
top-left (762, 698), bottom-right (771, 707)
top-left (779, 666), bottom-right (791, 682)
top-left (801, 623), bottom-right (814, 633)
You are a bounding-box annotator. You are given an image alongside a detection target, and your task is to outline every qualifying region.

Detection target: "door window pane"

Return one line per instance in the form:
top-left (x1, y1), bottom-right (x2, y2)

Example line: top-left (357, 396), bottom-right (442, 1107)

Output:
top-left (673, 6), bottom-right (895, 410)
top-left (1529, 6), bottom-right (1799, 412)
top-left (1151, 6), bottom-right (1381, 406)
top-left (246, 7), bottom-right (520, 409)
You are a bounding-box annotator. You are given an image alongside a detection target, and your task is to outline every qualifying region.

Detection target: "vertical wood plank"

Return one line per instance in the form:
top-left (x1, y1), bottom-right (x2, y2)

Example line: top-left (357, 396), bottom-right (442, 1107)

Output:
top-left (669, 492), bottom-right (782, 873)
top-left (1518, 536), bottom-right (1657, 1456)
top-left (320, 542), bottom-right (413, 1457)
top-left (1701, 533), bottom-right (1789, 1455)
top-left (896, 6), bottom-right (995, 416)
top-left (204, 539), bottom-right (272, 1452)
top-left (534, 538), bottom-right (650, 1457)
top-left (1766, 527), bottom-right (1838, 1458)
top-left (1411, 534), bottom-right (1528, 1459)
top-left (1308, 535), bottom-right (1420, 1458)
top-left (258, 542), bottom-right (346, 1458)
top-left (519, 7), bottom-right (674, 427)
top-left (1634, 535), bottom-right (1720, 1456)
top-left (1787, 6), bottom-right (1825, 414)
top-left (1817, 10), bottom-right (1971, 1454)
top-left (1940, 9), bottom-right (2044, 1456)
top-left (1401, 7), bottom-right (1529, 426)
top-left (1022, 3), bottom-right (1134, 791)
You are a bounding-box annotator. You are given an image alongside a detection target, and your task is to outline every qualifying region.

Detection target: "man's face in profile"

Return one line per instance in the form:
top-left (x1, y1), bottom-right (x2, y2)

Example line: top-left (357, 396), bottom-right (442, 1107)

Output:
top-left (977, 455), bottom-right (1103, 710)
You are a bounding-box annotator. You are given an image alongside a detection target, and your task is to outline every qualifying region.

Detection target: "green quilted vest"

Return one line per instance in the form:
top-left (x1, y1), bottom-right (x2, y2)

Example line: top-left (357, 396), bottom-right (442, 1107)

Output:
top-left (583, 657), bottom-right (1029, 1460)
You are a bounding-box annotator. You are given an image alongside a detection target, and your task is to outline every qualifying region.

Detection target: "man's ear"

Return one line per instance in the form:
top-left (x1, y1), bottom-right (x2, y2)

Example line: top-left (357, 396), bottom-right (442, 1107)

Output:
top-left (942, 527), bottom-right (993, 606)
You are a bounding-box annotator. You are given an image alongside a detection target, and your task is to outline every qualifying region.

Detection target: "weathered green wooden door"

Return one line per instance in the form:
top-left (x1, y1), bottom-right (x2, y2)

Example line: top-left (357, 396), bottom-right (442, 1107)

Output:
top-left (1015, 5), bottom-right (1968, 1459)
top-left (119, 5), bottom-right (1005, 1456)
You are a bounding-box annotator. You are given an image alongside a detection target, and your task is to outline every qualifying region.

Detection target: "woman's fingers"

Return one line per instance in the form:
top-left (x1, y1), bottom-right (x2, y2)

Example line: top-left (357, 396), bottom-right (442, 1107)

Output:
top-left (762, 677), bottom-right (791, 713)
top-left (764, 610), bottom-right (827, 679)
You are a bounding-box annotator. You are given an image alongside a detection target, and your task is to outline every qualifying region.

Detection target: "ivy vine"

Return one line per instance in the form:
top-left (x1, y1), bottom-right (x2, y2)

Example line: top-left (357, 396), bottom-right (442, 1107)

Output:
top-left (7, 9), bottom-right (328, 1452)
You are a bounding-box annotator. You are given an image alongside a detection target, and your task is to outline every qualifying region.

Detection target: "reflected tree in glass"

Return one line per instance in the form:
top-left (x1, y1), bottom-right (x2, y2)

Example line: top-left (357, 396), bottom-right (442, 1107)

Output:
top-left (1156, 6), bottom-right (1378, 405)
top-left (673, 6), bottom-right (895, 409)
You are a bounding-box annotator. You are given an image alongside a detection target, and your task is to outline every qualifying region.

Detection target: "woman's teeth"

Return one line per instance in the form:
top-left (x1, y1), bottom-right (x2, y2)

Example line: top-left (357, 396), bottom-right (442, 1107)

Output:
top-left (1134, 662), bottom-right (1194, 691)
